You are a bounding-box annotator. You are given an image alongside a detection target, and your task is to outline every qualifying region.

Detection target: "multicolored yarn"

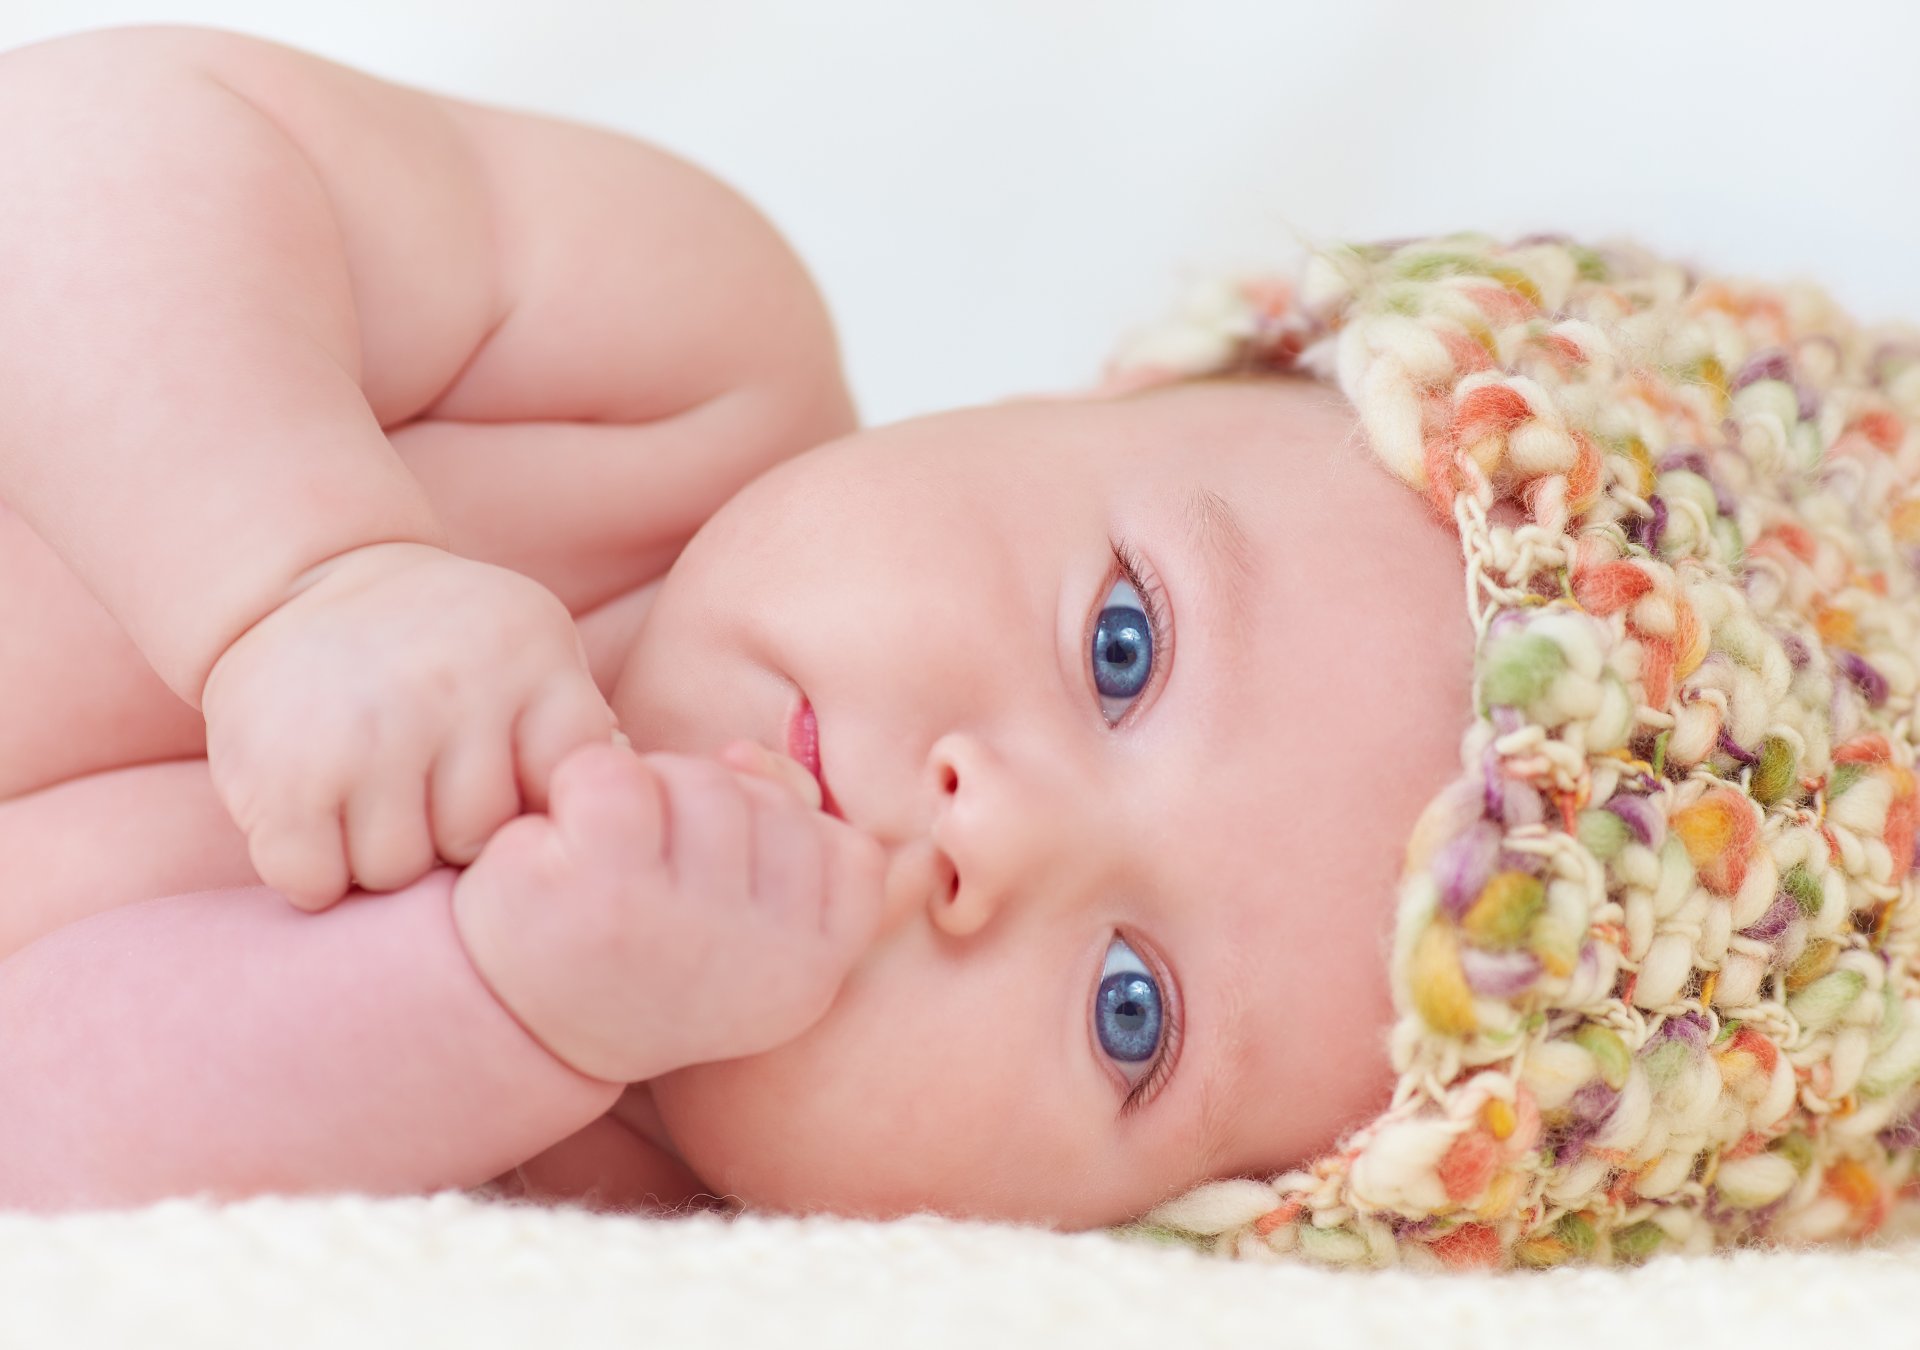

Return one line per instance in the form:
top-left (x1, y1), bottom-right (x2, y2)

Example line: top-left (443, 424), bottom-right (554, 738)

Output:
top-left (1107, 234), bottom-right (1920, 1270)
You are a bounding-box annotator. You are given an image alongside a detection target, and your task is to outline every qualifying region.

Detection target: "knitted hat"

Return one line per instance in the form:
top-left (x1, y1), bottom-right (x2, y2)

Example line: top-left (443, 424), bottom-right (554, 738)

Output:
top-left (1104, 234), bottom-right (1920, 1271)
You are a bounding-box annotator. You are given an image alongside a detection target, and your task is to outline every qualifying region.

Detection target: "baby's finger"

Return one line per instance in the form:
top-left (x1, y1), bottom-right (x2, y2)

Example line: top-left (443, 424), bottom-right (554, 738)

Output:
top-left (249, 807), bottom-right (351, 912)
top-left (815, 817), bottom-right (887, 953)
top-left (343, 770), bottom-right (439, 893)
top-left (646, 754), bottom-right (752, 899)
top-left (717, 740), bottom-right (823, 811)
top-left (545, 741), bottom-right (666, 867)
top-left (514, 677), bottom-right (620, 814)
top-left (742, 779), bottom-right (827, 917)
top-left (430, 731), bottom-right (523, 866)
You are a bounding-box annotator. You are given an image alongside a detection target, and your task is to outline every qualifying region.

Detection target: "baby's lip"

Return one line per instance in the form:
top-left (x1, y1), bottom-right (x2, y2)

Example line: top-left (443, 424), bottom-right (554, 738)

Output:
top-left (786, 693), bottom-right (842, 819)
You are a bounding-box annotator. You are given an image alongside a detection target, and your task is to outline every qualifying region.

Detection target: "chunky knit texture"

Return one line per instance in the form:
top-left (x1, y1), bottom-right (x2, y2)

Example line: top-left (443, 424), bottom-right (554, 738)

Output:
top-left (1105, 235), bottom-right (1920, 1270)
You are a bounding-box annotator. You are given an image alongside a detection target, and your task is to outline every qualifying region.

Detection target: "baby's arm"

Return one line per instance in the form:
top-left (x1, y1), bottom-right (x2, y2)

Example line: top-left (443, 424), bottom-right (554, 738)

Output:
top-left (0, 871), bottom-right (621, 1210)
top-left (0, 27), bottom-right (551, 906)
top-left (0, 27), bottom-right (446, 704)
top-left (0, 27), bottom-right (850, 907)
top-left (0, 23), bottom-right (845, 700)
top-left (0, 741), bottom-right (879, 1211)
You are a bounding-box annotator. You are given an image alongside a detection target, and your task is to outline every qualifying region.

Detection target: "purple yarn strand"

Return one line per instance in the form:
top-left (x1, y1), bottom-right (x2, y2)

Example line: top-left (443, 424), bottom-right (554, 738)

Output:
top-left (1740, 893), bottom-right (1799, 943)
top-left (1435, 821), bottom-right (1503, 919)
top-left (1730, 349), bottom-right (1793, 393)
top-left (1837, 650), bottom-right (1890, 708)
top-left (1459, 945), bottom-right (1542, 997)
top-left (1605, 794), bottom-right (1662, 848)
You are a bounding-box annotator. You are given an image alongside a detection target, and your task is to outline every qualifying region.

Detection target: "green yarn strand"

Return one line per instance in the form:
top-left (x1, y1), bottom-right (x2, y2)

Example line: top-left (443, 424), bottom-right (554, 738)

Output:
top-left (1479, 631), bottom-right (1566, 713)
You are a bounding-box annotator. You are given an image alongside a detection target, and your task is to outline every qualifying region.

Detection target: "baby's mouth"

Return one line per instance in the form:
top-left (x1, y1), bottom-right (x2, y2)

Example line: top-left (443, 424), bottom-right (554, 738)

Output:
top-left (786, 694), bottom-right (842, 819)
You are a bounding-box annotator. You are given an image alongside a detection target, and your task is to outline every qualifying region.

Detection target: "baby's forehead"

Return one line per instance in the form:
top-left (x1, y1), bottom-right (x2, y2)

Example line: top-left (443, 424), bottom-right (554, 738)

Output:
top-left (1102, 374), bottom-right (1360, 459)
top-left (1089, 374), bottom-right (1379, 503)
top-left (888, 373), bottom-right (1374, 518)
top-left (1112, 369), bottom-right (1325, 402)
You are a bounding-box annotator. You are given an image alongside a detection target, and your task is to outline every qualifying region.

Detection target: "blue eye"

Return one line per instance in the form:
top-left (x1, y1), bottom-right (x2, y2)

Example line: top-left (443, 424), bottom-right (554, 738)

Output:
top-left (1091, 575), bottom-right (1153, 723)
top-left (1094, 937), bottom-right (1163, 1084)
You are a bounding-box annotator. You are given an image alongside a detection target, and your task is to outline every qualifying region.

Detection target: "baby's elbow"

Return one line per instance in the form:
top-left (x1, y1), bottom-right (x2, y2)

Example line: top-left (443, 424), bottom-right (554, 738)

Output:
top-left (754, 339), bottom-right (859, 462)
top-left (2, 22), bottom-right (280, 78)
top-left (728, 232), bottom-right (860, 459)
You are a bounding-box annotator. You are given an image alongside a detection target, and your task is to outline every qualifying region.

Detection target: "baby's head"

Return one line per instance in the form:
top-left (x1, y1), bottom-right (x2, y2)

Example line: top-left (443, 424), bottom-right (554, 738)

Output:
top-left (616, 234), bottom-right (1920, 1269)
top-left (614, 369), bottom-right (1475, 1227)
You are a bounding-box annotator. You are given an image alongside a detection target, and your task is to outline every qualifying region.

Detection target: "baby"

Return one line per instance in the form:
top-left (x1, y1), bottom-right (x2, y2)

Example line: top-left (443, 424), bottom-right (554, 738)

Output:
top-left (0, 26), bottom-right (1471, 1231)
top-left (9, 26), bottom-right (1920, 1274)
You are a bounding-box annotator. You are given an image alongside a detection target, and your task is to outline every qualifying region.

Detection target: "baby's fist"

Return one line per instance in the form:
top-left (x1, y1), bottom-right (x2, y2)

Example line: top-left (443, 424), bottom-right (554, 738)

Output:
top-left (450, 742), bottom-right (885, 1084)
top-left (201, 542), bottom-right (618, 910)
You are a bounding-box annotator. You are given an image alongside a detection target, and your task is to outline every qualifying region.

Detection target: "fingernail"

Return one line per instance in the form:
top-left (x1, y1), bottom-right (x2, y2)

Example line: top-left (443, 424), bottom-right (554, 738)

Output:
top-left (720, 740), bottom-right (821, 810)
top-left (718, 739), bottom-right (764, 771)
top-left (611, 729), bottom-right (632, 749)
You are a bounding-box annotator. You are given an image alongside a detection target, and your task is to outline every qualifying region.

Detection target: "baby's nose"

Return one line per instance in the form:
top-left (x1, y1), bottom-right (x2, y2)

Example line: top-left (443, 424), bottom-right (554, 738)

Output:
top-left (918, 730), bottom-right (1074, 938)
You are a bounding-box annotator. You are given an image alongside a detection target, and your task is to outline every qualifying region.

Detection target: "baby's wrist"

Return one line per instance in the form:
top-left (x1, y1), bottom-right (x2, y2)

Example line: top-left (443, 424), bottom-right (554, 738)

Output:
top-left (447, 861), bottom-right (632, 1086)
top-left (195, 537), bottom-right (451, 707)
top-left (274, 539), bottom-right (453, 602)
top-left (245, 538), bottom-right (454, 638)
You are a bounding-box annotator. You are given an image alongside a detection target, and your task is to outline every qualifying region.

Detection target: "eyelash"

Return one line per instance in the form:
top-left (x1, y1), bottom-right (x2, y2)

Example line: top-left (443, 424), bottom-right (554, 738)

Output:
top-left (1088, 542), bottom-right (1181, 1113)
top-left (1105, 538), bottom-right (1174, 729)
top-left (1118, 930), bottom-right (1183, 1118)
top-left (1102, 544), bottom-right (1179, 1112)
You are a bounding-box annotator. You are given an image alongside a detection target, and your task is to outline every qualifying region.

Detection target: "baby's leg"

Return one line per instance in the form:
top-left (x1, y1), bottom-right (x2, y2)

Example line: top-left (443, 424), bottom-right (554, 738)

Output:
top-left (0, 759), bottom-right (254, 961)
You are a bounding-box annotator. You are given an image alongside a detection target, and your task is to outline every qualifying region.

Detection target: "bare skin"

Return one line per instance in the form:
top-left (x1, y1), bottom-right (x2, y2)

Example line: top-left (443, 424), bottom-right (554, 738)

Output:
top-left (0, 24), bottom-right (852, 1208)
top-left (0, 28), bottom-right (1475, 1222)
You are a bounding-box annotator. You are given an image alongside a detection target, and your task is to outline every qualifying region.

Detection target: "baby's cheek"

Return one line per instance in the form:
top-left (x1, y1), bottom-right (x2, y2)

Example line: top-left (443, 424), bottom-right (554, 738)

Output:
top-left (653, 1068), bottom-right (962, 1223)
top-left (648, 977), bottom-right (957, 1220)
top-left (649, 1054), bottom-right (844, 1210)
top-left (649, 956), bottom-right (1138, 1228)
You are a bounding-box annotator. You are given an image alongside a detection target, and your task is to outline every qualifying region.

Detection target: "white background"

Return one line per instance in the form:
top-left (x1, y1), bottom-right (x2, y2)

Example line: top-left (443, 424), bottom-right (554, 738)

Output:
top-left (5, 1), bottom-right (1916, 425)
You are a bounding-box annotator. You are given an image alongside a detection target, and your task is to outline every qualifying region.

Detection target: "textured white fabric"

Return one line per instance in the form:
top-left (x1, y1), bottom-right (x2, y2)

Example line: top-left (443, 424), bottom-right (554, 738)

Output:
top-left (1, 1195), bottom-right (1918, 1348)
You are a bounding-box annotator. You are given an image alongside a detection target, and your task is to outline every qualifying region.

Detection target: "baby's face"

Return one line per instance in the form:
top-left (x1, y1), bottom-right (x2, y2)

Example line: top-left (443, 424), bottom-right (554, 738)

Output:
top-left (613, 376), bottom-right (1475, 1228)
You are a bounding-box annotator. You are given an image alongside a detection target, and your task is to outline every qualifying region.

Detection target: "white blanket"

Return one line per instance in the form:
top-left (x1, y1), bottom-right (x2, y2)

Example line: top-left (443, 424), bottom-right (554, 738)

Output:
top-left (4, 1194), bottom-right (1919, 1349)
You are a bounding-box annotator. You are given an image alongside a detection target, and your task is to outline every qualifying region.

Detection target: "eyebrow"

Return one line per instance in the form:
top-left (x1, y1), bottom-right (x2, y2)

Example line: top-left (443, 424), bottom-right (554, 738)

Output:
top-left (1183, 487), bottom-right (1258, 658)
top-left (1193, 937), bottom-right (1255, 1175)
top-left (1166, 495), bottom-right (1259, 1171)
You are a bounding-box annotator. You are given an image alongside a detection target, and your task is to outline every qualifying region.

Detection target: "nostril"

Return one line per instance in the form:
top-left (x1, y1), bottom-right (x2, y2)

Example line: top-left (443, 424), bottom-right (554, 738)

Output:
top-left (938, 763), bottom-right (958, 795)
top-left (934, 853), bottom-right (959, 906)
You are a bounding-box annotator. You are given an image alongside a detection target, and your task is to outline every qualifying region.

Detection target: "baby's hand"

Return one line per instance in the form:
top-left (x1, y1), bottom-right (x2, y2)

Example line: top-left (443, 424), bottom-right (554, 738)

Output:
top-left (449, 741), bottom-right (886, 1084)
top-left (200, 541), bottom-right (619, 910)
